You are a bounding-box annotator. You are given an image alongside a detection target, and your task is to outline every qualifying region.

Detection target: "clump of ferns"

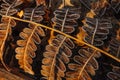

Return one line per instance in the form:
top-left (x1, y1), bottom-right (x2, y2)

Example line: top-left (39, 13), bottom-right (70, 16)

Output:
top-left (0, 0), bottom-right (119, 80)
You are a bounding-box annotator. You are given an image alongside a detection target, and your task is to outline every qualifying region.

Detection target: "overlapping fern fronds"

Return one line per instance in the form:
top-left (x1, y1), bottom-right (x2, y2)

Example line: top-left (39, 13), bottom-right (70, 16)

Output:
top-left (0, 0), bottom-right (119, 80)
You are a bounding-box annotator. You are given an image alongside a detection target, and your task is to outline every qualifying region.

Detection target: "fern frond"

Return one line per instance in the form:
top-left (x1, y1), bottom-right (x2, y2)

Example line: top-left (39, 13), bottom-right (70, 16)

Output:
top-left (83, 17), bottom-right (112, 46)
top-left (49, 7), bottom-right (80, 44)
top-left (66, 17), bottom-right (112, 80)
top-left (0, 0), bottom-right (23, 16)
top-left (66, 48), bottom-right (100, 80)
top-left (0, 17), bottom-right (16, 70)
top-left (41, 7), bottom-right (80, 79)
top-left (0, 0), bottom-right (21, 71)
top-left (15, 3), bottom-right (46, 75)
top-left (41, 34), bottom-right (74, 80)
top-left (15, 23), bottom-right (45, 75)
top-left (107, 65), bottom-right (120, 80)
top-left (52, 7), bottom-right (80, 33)
top-left (23, 6), bottom-right (45, 23)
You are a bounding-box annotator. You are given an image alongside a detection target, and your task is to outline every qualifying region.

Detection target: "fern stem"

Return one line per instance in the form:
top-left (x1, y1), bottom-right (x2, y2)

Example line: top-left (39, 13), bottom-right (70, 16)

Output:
top-left (30, 6), bottom-right (37, 21)
top-left (2, 15), bottom-right (120, 63)
top-left (61, 8), bottom-right (69, 32)
top-left (91, 19), bottom-right (98, 45)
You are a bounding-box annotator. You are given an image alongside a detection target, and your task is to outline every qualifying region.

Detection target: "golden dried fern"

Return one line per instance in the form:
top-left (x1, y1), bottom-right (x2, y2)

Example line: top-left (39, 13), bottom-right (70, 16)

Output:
top-left (0, 17), bottom-right (16, 70)
top-left (0, 0), bottom-right (119, 80)
top-left (66, 48), bottom-right (101, 80)
top-left (15, 23), bottom-right (45, 75)
top-left (41, 34), bottom-right (74, 80)
top-left (0, 0), bottom-right (22, 70)
top-left (0, 1), bottom-right (119, 79)
top-left (15, 2), bottom-right (45, 74)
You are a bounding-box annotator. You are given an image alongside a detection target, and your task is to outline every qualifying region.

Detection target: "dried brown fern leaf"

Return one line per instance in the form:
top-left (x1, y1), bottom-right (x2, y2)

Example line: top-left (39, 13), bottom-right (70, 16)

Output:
top-left (107, 65), bottom-right (120, 80)
top-left (41, 7), bottom-right (80, 80)
top-left (48, 7), bottom-right (80, 44)
top-left (81, 17), bottom-right (120, 63)
top-left (15, 23), bottom-right (45, 75)
top-left (108, 29), bottom-right (120, 59)
top-left (52, 7), bottom-right (80, 34)
top-left (66, 16), bottom-right (112, 80)
top-left (41, 34), bottom-right (74, 80)
top-left (0, 0), bottom-right (21, 71)
top-left (0, 0), bottom-right (23, 16)
top-left (0, 17), bottom-right (16, 71)
top-left (83, 17), bottom-right (112, 46)
top-left (15, 2), bottom-right (46, 75)
top-left (23, 6), bottom-right (45, 23)
top-left (66, 48), bottom-right (101, 80)
top-left (49, 7), bottom-right (80, 45)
